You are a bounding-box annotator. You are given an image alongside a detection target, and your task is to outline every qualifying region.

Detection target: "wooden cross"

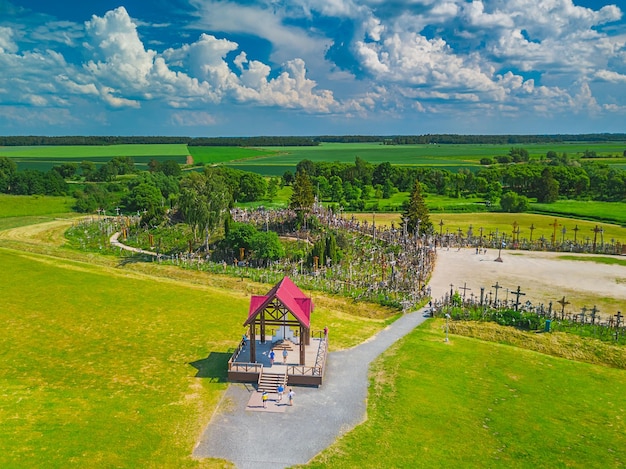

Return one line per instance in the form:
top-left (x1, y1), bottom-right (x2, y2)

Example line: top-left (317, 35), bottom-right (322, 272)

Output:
top-left (573, 225), bottom-right (579, 243)
top-left (557, 296), bottom-right (570, 319)
top-left (615, 311), bottom-right (623, 328)
top-left (592, 225), bottom-right (602, 251)
top-left (512, 286), bottom-right (526, 311)
top-left (450, 283), bottom-right (454, 299)
top-left (550, 219), bottom-right (560, 245)
top-left (561, 226), bottom-right (567, 244)
top-left (492, 281), bottom-right (503, 304)
top-left (459, 282), bottom-right (471, 299)
top-left (439, 219), bottom-right (444, 236)
top-left (529, 223), bottom-right (535, 242)
top-left (579, 306), bottom-right (587, 324)
top-left (512, 221), bottom-right (518, 241)
top-left (590, 305), bottom-right (598, 324)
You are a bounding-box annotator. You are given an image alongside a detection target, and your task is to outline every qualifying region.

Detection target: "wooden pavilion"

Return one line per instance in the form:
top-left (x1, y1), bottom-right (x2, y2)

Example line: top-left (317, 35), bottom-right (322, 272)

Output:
top-left (227, 276), bottom-right (328, 386)
top-left (244, 276), bottom-right (312, 364)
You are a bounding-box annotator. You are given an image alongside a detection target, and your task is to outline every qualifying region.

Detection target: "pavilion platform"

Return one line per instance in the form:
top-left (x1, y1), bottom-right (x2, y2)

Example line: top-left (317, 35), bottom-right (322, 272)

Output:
top-left (227, 334), bottom-right (328, 387)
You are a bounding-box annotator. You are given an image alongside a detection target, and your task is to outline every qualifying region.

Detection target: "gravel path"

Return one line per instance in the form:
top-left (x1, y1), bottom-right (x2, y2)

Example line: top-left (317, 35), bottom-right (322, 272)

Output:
top-left (193, 307), bottom-right (431, 468)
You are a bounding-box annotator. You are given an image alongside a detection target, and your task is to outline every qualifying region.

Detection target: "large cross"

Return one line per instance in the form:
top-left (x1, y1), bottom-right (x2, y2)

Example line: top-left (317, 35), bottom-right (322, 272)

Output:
top-left (579, 306), bottom-right (587, 324)
top-left (557, 296), bottom-right (570, 319)
top-left (459, 282), bottom-right (471, 300)
top-left (550, 219), bottom-right (560, 245)
top-left (512, 286), bottom-right (526, 311)
top-left (590, 305), bottom-right (599, 324)
top-left (592, 225), bottom-right (602, 251)
top-left (492, 281), bottom-right (503, 305)
top-left (529, 223), bottom-right (535, 242)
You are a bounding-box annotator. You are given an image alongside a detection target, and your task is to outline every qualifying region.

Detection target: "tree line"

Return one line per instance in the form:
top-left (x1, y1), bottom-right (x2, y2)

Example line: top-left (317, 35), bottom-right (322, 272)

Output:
top-left (2, 134), bottom-right (625, 147)
top-left (1, 145), bottom-right (626, 220)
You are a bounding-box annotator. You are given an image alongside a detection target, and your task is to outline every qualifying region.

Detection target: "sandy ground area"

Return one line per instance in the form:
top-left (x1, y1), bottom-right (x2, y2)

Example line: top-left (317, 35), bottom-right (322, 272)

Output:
top-left (429, 247), bottom-right (626, 317)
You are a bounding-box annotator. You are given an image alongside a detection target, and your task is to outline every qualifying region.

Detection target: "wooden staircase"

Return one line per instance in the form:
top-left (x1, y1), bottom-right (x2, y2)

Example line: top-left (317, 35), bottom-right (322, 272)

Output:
top-left (257, 368), bottom-right (287, 393)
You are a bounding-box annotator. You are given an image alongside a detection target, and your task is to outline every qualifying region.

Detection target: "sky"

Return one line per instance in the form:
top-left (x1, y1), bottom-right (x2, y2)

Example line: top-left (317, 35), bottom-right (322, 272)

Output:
top-left (1, 0), bottom-right (626, 137)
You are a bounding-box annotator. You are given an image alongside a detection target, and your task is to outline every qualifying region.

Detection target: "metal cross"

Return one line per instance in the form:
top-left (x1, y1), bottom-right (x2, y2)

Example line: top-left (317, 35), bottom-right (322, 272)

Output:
top-left (512, 286), bottom-right (526, 311)
top-left (557, 296), bottom-right (570, 319)
top-left (492, 281), bottom-right (503, 305)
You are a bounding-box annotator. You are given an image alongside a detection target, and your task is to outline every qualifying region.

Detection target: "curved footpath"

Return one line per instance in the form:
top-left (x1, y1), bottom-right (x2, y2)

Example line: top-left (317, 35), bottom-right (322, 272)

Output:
top-left (193, 307), bottom-right (431, 468)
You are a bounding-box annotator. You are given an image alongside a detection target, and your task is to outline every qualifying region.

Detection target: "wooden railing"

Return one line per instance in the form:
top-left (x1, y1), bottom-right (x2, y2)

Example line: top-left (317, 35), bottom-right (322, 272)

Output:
top-left (228, 361), bottom-right (263, 373)
top-left (287, 364), bottom-right (323, 376)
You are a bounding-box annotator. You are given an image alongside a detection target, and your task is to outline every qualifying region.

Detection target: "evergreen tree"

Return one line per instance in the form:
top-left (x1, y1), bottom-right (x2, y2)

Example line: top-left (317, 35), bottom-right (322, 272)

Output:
top-left (402, 180), bottom-right (432, 235)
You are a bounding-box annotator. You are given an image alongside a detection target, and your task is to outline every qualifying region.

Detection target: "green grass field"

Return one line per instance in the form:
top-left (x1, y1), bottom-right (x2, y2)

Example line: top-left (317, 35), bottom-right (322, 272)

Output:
top-left (1, 195), bottom-right (626, 467)
top-left (3, 141), bottom-right (626, 175)
top-left (225, 142), bottom-right (626, 175)
top-left (533, 199), bottom-right (626, 225)
top-left (0, 144), bottom-right (189, 158)
top-left (188, 146), bottom-right (277, 165)
top-left (306, 320), bottom-right (626, 468)
top-left (1, 144), bottom-right (190, 171)
top-left (0, 211), bottom-right (396, 467)
top-left (352, 210), bottom-right (626, 244)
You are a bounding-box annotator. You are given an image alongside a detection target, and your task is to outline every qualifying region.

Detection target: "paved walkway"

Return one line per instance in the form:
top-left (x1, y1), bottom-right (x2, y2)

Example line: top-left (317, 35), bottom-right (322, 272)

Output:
top-left (192, 307), bottom-right (432, 468)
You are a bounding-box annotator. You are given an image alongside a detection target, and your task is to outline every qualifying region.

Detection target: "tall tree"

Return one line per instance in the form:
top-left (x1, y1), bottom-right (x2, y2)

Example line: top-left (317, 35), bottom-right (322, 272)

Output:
top-left (178, 169), bottom-right (231, 248)
top-left (536, 167), bottom-right (559, 203)
top-left (290, 170), bottom-right (315, 215)
top-left (403, 180), bottom-right (432, 235)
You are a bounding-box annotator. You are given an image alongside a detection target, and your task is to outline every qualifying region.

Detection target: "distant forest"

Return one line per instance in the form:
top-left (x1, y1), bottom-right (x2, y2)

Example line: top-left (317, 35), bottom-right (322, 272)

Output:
top-left (1, 134), bottom-right (626, 147)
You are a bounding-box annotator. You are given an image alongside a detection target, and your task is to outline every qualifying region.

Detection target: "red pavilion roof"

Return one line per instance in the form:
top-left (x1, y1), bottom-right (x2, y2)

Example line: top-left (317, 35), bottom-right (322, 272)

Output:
top-left (244, 276), bottom-right (313, 328)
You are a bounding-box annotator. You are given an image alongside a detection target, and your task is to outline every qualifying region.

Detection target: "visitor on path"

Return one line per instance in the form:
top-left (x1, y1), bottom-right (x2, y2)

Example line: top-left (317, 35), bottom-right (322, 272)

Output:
top-left (282, 348), bottom-right (288, 364)
top-left (262, 391), bottom-right (268, 408)
top-left (277, 384), bottom-right (284, 402)
top-left (241, 334), bottom-right (247, 349)
top-left (269, 350), bottom-right (275, 365)
top-left (288, 388), bottom-right (295, 406)
top-left (323, 326), bottom-right (328, 337)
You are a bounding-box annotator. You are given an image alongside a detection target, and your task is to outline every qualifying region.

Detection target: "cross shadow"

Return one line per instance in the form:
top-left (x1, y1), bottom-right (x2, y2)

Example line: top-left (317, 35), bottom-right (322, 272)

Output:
top-left (189, 351), bottom-right (232, 382)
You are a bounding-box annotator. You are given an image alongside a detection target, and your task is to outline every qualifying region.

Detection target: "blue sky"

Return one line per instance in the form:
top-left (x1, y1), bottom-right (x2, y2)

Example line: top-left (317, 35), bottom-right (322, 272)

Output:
top-left (1, 0), bottom-right (626, 136)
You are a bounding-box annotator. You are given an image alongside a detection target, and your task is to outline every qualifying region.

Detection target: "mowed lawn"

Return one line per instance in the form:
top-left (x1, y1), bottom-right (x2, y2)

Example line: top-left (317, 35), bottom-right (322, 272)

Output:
top-left (0, 248), bottom-right (246, 468)
top-left (306, 320), bottom-right (626, 468)
top-left (0, 236), bottom-right (396, 468)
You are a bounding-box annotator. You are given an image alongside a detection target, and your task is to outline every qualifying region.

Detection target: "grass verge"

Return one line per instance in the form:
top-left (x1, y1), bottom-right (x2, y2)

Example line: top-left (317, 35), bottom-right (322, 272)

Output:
top-left (304, 320), bottom-right (626, 468)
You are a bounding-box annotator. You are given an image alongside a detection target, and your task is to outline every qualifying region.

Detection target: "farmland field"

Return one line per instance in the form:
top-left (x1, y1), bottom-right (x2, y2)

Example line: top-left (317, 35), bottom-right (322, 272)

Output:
top-left (1, 144), bottom-right (190, 171)
top-left (3, 141), bottom-right (626, 175)
top-left (224, 141), bottom-right (626, 175)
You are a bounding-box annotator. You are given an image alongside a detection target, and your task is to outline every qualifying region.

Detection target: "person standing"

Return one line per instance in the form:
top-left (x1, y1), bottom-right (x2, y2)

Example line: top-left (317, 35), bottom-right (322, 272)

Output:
top-left (323, 326), bottom-right (328, 337)
top-left (269, 350), bottom-right (275, 365)
top-left (282, 348), bottom-right (288, 364)
top-left (262, 391), bottom-right (268, 408)
top-left (287, 388), bottom-right (295, 406)
top-left (277, 384), bottom-right (284, 402)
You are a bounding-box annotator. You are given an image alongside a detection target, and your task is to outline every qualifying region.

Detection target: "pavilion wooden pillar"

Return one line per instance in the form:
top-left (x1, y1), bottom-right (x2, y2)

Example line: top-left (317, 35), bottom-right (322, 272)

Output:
top-left (260, 311), bottom-right (266, 343)
top-left (249, 322), bottom-right (256, 363)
